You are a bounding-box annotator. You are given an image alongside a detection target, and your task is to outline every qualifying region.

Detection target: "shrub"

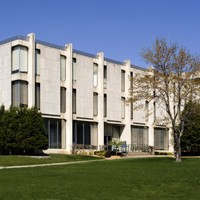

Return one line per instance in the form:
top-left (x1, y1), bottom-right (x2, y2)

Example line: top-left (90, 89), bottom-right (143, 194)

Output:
top-left (105, 151), bottom-right (112, 158)
top-left (0, 106), bottom-right (48, 155)
top-left (94, 150), bottom-right (106, 157)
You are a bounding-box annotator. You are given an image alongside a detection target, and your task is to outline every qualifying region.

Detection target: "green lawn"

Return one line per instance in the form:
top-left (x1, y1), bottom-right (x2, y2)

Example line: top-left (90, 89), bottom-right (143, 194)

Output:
top-left (0, 154), bottom-right (102, 166)
top-left (0, 157), bottom-right (199, 200)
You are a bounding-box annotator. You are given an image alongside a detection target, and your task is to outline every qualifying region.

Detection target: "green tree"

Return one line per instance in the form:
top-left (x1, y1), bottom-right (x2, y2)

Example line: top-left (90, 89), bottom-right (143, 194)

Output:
top-left (0, 105), bottom-right (5, 153)
top-left (16, 107), bottom-right (48, 154)
top-left (0, 106), bottom-right (47, 155)
top-left (181, 101), bottom-right (200, 155)
top-left (2, 106), bottom-right (19, 154)
top-left (129, 39), bottom-right (200, 162)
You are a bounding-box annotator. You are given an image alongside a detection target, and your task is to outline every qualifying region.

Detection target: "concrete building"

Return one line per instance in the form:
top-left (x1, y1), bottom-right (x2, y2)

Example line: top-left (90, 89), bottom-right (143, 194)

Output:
top-left (0, 33), bottom-right (173, 154)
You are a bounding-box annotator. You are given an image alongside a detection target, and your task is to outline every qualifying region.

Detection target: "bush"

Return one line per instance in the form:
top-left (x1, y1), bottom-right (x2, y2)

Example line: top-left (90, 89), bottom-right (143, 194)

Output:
top-left (105, 151), bottom-right (112, 158)
top-left (155, 151), bottom-right (173, 155)
top-left (0, 106), bottom-right (48, 155)
top-left (94, 150), bottom-right (106, 157)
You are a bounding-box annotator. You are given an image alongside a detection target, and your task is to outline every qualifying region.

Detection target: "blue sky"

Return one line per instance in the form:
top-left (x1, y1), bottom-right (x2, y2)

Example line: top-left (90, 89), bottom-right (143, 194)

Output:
top-left (1, 0), bottom-right (200, 67)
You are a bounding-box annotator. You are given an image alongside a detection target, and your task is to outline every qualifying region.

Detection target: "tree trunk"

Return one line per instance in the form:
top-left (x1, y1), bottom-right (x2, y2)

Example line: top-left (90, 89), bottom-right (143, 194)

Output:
top-left (175, 137), bottom-right (181, 162)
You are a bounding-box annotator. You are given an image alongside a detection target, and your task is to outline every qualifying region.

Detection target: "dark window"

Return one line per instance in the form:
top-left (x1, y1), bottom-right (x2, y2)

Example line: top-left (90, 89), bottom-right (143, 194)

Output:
top-left (35, 83), bottom-right (40, 109)
top-left (35, 49), bottom-right (40, 75)
top-left (73, 121), bottom-right (91, 145)
top-left (45, 118), bottom-right (62, 149)
top-left (60, 87), bottom-right (66, 113)
top-left (72, 89), bottom-right (76, 114)
top-left (12, 80), bottom-right (28, 107)
top-left (104, 94), bottom-right (107, 117)
top-left (154, 128), bottom-right (169, 150)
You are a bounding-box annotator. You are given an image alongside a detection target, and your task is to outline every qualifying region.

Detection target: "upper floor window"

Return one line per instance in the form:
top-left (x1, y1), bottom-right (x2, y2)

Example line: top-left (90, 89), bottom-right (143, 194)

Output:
top-left (35, 49), bottom-right (40, 75)
top-left (104, 65), bottom-right (107, 88)
top-left (35, 83), bottom-right (40, 110)
top-left (12, 80), bottom-right (28, 107)
top-left (72, 89), bottom-right (76, 114)
top-left (72, 58), bottom-right (76, 81)
top-left (60, 87), bottom-right (66, 113)
top-left (121, 70), bottom-right (125, 92)
top-left (60, 55), bottom-right (66, 81)
top-left (104, 94), bottom-right (107, 117)
top-left (93, 63), bottom-right (98, 87)
top-left (12, 45), bottom-right (28, 73)
top-left (93, 92), bottom-right (98, 116)
top-left (121, 97), bottom-right (125, 119)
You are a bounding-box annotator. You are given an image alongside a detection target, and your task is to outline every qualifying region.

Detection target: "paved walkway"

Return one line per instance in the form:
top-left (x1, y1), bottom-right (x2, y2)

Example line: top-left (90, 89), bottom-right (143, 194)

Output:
top-left (0, 159), bottom-right (103, 170)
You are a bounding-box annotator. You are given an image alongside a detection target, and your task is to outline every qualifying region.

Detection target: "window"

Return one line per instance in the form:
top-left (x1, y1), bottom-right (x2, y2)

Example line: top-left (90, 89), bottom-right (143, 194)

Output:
top-left (35, 83), bottom-right (40, 109)
top-left (131, 126), bottom-right (148, 151)
top-left (130, 102), bottom-right (133, 120)
top-left (12, 80), bottom-right (28, 107)
top-left (104, 94), bottom-right (107, 117)
top-left (60, 55), bottom-right (66, 81)
top-left (145, 100), bottom-right (149, 121)
top-left (104, 65), bottom-right (107, 88)
top-left (12, 45), bottom-right (28, 73)
top-left (154, 101), bottom-right (156, 121)
top-left (60, 87), bottom-right (66, 113)
top-left (154, 128), bottom-right (169, 150)
top-left (45, 118), bottom-right (62, 149)
top-left (35, 49), bottom-right (40, 75)
top-left (121, 97), bottom-right (125, 119)
top-left (93, 92), bottom-right (98, 116)
top-left (72, 89), bottom-right (76, 114)
top-left (121, 70), bottom-right (125, 92)
top-left (72, 58), bottom-right (76, 81)
top-left (73, 121), bottom-right (91, 145)
top-left (93, 63), bottom-right (98, 87)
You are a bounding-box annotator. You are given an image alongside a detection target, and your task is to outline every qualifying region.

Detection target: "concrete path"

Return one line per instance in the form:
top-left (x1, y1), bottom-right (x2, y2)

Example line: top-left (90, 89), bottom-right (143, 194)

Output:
top-left (0, 159), bottom-right (104, 170)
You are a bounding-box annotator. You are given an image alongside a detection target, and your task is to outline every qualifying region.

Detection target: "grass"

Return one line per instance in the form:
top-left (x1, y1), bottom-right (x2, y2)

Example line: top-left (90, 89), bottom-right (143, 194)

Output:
top-left (0, 154), bottom-right (102, 166)
top-left (0, 157), bottom-right (199, 199)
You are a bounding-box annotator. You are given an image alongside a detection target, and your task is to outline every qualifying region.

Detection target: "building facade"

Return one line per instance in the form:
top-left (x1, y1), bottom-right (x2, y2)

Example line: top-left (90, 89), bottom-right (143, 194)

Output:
top-left (0, 33), bottom-right (173, 154)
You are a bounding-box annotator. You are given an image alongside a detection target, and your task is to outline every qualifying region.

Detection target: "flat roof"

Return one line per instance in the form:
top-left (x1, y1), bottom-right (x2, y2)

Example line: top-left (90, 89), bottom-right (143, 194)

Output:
top-left (0, 35), bottom-right (145, 71)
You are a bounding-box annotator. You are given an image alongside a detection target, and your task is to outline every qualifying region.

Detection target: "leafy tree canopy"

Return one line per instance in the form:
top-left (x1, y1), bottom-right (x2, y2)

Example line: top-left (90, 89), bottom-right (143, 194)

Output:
top-left (129, 38), bottom-right (200, 162)
top-left (181, 101), bottom-right (200, 154)
top-left (0, 106), bottom-right (47, 155)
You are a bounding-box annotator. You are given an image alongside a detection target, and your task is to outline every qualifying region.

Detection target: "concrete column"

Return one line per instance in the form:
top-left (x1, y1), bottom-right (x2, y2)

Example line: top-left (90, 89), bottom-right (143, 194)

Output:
top-left (96, 52), bottom-right (104, 149)
top-left (65, 43), bottom-right (73, 153)
top-left (27, 33), bottom-right (35, 108)
top-left (147, 100), bottom-right (155, 146)
top-left (120, 60), bottom-right (131, 144)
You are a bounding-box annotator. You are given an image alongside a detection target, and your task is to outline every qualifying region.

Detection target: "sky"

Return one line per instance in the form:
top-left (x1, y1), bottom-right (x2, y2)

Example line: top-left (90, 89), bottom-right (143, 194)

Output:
top-left (1, 0), bottom-right (200, 68)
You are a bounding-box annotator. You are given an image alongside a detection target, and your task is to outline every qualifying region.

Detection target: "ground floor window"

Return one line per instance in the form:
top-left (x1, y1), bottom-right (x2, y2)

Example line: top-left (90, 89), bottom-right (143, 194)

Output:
top-left (73, 121), bottom-right (91, 145)
top-left (104, 123), bottom-right (121, 145)
top-left (45, 118), bottom-right (62, 149)
top-left (131, 126), bottom-right (148, 145)
top-left (154, 128), bottom-right (169, 150)
top-left (131, 126), bottom-right (148, 151)
top-left (104, 136), bottom-right (112, 145)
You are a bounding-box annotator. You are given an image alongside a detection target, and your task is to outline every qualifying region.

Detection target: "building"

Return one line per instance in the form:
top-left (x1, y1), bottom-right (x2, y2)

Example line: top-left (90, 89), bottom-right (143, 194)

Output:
top-left (0, 33), bottom-right (173, 154)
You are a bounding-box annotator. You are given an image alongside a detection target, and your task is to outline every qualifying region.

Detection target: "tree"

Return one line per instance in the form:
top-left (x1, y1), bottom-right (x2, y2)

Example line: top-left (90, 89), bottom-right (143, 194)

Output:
top-left (1, 106), bottom-right (19, 154)
top-left (16, 107), bottom-right (48, 154)
top-left (129, 39), bottom-right (200, 162)
top-left (0, 106), bottom-right (48, 155)
top-left (181, 101), bottom-right (200, 155)
top-left (0, 105), bottom-right (5, 153)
